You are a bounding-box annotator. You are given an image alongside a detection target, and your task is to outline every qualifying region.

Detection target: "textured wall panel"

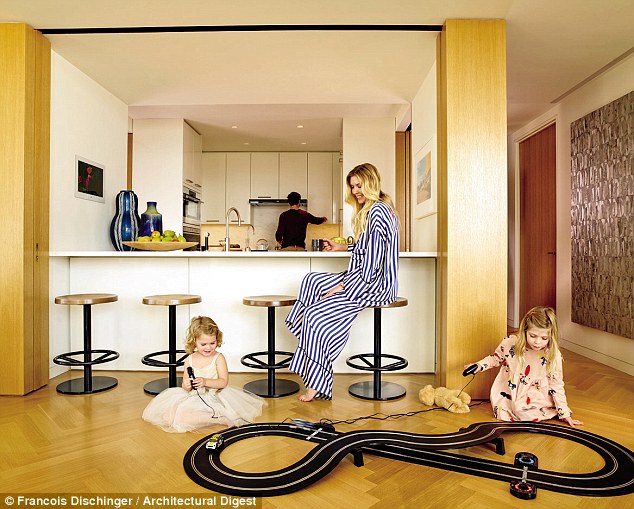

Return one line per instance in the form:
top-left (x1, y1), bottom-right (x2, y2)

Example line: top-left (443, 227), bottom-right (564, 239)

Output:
top-left (570, 91), bottom-right (633, 339)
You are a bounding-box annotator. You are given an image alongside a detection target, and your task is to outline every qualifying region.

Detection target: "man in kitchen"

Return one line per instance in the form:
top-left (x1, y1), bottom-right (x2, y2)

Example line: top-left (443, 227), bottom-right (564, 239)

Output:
top-left (275, 191), bottom-right (327, 251)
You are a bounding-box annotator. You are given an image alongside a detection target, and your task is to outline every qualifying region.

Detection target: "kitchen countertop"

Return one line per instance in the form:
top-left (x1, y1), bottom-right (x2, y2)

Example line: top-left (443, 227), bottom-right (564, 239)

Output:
top-left (50, 250), bottom-right (438, 258)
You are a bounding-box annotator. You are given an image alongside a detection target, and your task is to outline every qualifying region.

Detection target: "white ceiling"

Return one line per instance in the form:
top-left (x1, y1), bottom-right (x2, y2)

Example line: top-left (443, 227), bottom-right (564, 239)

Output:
top-left (1, 0), bottom-right (633, 151)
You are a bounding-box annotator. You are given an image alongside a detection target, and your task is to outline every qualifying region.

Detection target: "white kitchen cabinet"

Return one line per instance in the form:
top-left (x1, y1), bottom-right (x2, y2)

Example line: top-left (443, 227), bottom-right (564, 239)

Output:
top-left (279, 152), bottom-right (308, 198)
top-left (250, 152), bottom-right (279, 199)
top-left (308, 152), bottom-right (333, 221)
top-left (183, 122), bottom-right (202, 190)
top-left (201, 153), bottom-right (226, 223)
top-left (226, 152), bottom-right (251, 224)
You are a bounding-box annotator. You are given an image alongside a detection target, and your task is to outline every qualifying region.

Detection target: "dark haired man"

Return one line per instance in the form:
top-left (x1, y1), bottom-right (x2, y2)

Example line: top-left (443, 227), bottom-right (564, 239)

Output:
top-left (275, 192), bottom-right (327, 251)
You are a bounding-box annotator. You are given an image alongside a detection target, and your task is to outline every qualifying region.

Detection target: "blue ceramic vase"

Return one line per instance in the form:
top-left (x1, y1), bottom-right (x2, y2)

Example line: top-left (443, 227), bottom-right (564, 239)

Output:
top-left (110, 190), bottom-right (141, 251)
top-left (139, 201), bottom-right (163, 237)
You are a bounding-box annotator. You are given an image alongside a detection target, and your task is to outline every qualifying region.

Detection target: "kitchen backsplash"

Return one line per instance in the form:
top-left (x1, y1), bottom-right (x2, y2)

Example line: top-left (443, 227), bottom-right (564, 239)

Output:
top-left (201, 204), bottom-right (340, 250)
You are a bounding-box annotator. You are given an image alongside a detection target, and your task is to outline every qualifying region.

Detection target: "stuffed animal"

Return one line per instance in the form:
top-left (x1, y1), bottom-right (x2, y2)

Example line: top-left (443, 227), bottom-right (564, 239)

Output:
top-left (419, 385), bottom-right (471, 413)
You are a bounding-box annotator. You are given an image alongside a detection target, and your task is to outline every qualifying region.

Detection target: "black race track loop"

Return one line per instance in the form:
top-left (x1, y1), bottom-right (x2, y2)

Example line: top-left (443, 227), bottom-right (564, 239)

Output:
top-left (183, 421), bottom-right (634, 497)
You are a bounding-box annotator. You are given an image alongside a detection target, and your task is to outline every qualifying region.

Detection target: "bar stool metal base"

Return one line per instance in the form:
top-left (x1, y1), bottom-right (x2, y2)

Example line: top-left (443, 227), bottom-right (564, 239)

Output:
top-left (348, 380), bottom-right (406, 401)
top-left (243, 378), bottom-right (299, 398)
top-left (56, 375), bottom-right (118, 395)
top-left (143, 377), bottom-right (184, 395)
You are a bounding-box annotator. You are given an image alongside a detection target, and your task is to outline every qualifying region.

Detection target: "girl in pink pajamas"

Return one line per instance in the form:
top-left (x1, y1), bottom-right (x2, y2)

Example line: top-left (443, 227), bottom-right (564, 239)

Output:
top-left (467, 307), bottom-right (584, 427)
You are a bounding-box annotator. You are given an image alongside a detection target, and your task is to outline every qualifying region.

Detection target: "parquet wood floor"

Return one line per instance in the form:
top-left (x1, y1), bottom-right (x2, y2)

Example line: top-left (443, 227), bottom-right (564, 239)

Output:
top-left (1, 349), bottom-right (632, 508)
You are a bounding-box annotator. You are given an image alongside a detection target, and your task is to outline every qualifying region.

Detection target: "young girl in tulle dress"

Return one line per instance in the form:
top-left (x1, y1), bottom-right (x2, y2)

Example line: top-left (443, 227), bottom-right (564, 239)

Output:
top-left (143, 316), bottom-right (265, 432)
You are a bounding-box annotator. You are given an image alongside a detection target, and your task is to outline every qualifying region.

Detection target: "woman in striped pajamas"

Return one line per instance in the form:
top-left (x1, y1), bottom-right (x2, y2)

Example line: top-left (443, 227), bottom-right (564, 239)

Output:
top-left (286, 163), bottom-right (399, 401)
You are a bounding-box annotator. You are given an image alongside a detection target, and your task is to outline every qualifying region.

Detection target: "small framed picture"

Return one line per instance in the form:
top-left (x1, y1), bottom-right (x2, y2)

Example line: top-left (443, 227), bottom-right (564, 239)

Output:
top-left (414, 136), bottom-right (436, 218)
top-left (75, 156), bottom-right (105, 203)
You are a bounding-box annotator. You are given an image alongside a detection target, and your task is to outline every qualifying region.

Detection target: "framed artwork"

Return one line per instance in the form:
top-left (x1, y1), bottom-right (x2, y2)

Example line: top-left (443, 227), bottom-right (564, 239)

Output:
top-left (414, 136), bottom-right (436, 218)
top-left (75, 156), bottom-right (105, 203)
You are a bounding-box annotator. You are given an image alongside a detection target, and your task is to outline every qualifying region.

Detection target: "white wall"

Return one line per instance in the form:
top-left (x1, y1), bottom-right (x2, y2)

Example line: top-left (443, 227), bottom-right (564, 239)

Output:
top-left (410, 62), bottom-right (437, 252)
top-left (49, 52), bottom-right (129, 251)
top-left (341, 117), bottom-right (396, 238)
top-left (131, 118), bottom-right (185, 232)
top-left (509, 53), bottom-right (634, 375)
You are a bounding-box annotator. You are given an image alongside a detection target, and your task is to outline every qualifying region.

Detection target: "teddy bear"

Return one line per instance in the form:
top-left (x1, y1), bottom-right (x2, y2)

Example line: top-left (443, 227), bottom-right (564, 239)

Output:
top-left (419, 385), bottom-right (471, 413)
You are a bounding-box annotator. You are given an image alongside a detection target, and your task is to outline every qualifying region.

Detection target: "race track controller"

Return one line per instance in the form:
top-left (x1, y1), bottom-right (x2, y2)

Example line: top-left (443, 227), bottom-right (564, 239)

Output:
top-left (463, 364), bottom-right (478, 376)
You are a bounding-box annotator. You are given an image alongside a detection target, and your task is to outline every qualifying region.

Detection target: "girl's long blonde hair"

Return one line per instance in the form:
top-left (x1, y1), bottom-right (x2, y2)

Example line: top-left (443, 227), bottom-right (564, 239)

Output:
top-left (515, 306), bottom-right (561, 376)
top-left (184, 316), bottom-right (223, 354)
top-left (345, 163), bottom-right (396, 238)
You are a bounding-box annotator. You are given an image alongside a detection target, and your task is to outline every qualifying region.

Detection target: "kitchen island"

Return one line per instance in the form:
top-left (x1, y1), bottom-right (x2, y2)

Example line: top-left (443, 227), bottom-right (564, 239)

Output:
top-left (49, 251), bottom-right (436, 378)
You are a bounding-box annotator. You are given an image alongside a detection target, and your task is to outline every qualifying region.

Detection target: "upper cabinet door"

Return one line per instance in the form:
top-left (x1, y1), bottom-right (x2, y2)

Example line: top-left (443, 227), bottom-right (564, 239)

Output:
top-left (201, 153), bottom-right (226, 223)
top-left (183, 122), bottom-right (202, 189)
top-left (279, 152), bottom-right (307, 198)
top-left (308, 152), bottom-right (333, 220)
top-left (250, 152), bottom-right (279, 199)
top-left (226, 152), bottom-right (251, 223)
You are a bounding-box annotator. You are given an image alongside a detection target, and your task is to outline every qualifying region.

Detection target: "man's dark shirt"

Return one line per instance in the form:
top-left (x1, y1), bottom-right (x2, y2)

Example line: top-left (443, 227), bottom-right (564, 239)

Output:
top-left (275, 209), bottom-right (325, 248)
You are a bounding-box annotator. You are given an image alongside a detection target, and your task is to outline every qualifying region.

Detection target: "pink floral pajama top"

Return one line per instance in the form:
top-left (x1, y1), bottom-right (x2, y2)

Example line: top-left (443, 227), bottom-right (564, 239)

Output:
top-left (475, 336), bottom-right (573, 422)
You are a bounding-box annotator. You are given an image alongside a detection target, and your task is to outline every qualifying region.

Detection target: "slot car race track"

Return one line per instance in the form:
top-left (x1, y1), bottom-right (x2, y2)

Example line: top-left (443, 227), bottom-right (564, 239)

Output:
top-left (183, 421), bottom-right (634, 498)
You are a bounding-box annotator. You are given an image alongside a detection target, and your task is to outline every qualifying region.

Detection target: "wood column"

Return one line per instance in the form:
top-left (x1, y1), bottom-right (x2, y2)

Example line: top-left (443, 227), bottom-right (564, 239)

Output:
top-left (436, 20), bottom-right (508, 398)
top-left (0, 23), bottom-right (50, 395)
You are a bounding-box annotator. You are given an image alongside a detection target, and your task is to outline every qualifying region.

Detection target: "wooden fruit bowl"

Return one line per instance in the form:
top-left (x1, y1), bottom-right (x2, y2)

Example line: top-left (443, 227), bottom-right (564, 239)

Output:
top-left (122, 241), bottom-right (198, 251)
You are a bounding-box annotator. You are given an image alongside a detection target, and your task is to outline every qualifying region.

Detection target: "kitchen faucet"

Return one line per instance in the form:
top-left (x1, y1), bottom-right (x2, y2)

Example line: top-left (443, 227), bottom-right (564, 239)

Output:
top-left (224, 207), bottom-right (242, 252)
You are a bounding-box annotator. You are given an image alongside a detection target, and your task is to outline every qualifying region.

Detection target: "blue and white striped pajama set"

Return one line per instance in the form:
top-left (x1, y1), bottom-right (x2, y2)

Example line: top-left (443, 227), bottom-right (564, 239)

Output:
top-left (285, 201), bottom-right (399, 398)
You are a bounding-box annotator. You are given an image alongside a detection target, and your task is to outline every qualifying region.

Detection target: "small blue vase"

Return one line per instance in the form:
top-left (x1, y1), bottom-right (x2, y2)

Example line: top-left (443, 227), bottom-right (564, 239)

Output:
top-left (110, 190), bottom-right (141, 251)
top-left (139, 201), bottom-right (163, 237)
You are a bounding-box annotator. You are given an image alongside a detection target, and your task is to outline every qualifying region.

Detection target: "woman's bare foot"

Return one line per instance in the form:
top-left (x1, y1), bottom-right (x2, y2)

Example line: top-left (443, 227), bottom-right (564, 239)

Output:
top-left (298, 388), bottom-right (318, 402)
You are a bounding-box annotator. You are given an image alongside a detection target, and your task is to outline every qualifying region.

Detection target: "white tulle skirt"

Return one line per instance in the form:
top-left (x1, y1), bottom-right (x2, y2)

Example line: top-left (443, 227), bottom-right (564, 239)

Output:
top-left (142, 385), bottom-right (265, 433)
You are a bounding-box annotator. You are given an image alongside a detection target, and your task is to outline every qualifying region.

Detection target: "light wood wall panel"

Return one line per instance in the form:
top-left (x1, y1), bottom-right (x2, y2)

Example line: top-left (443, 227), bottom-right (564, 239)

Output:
top-left (0, 23), bottom-right (50, 395)
top-left (436, 20), bottom-right (508, 398)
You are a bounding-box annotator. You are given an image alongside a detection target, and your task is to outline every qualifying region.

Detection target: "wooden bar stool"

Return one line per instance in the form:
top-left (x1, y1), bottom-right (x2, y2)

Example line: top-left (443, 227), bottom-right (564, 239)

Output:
top-left (346, 297), bottom-right (409, 400)
top-left (141, 294), bottom-right (201, 395)
top-left (53, 293), bottom-right (119, 395)
top-left (241, 295), bottom-right (299, 398)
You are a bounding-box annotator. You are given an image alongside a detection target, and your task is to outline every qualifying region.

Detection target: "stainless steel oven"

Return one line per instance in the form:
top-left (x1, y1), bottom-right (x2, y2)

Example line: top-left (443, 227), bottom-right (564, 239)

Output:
top-left (183, 185), bottom-right (202, 226)
top-left (183, 185), bottom-right (201, 250)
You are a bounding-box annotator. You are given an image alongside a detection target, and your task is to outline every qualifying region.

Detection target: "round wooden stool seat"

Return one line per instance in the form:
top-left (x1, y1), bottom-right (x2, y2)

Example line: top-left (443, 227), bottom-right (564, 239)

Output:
top-left (371, 297), bottom-right (408, 309)
top-left (141, 294), bottom-right (201, 395)
top-left (55, 293), bottom-right (118, 306)
top-left (142, 294), bottom-right (202, 306)
top-left (53, 293), bottom-right (119, 395)
top-left (346, 296), bottom-right (409, 401)
top-left (243, 295), bottom-right (297, 307)
top-left (241, 295), bottom-right (299, 398)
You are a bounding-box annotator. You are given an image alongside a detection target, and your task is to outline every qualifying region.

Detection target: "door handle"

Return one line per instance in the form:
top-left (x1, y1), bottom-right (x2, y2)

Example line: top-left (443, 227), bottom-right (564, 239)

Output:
top-left (547, 251), bottom-right (556, 255)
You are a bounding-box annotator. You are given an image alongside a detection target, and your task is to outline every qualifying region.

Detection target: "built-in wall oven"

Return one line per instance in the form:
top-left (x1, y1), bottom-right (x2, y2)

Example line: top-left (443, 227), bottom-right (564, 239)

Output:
top-left (183, 185), bottom-right (201, 250)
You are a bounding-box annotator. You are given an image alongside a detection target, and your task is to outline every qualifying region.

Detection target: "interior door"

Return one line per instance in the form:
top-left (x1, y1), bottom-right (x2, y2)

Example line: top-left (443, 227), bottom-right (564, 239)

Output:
top-left (519, 123), bottom-right (557, 317)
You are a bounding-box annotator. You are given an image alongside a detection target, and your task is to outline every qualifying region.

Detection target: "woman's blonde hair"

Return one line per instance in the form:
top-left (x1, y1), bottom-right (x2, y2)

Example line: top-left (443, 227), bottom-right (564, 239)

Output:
top-left (345, 163), bottom-right (395, 238)
top-left (184, 316), bottom-right (223, 354)
top-left (515, 306), bottom-right (561, 376)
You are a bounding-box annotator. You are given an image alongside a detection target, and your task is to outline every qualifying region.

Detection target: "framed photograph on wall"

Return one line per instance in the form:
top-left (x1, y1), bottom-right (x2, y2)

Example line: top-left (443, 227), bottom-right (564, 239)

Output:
top-left (75, 156), bottom-right (105, 203)
top-left (414, 136), bottom-right (436, 218)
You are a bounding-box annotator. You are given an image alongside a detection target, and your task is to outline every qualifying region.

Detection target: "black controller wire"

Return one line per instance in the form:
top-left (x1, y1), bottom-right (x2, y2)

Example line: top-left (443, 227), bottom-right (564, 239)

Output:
top-left (188, 368), bottom-right (218, 419)
top-left (312, 375), bottom-right (487, 427)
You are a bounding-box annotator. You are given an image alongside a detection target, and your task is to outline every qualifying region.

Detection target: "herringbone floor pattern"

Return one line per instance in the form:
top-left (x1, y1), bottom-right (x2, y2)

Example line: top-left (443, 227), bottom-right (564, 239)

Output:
top-left (1, 349), bottom-right (632, 508)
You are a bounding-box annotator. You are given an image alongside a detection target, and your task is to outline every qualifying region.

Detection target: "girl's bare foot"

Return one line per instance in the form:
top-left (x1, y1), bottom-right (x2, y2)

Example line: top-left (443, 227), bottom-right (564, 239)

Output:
top-left (298, 388), bottom-right (318, 402)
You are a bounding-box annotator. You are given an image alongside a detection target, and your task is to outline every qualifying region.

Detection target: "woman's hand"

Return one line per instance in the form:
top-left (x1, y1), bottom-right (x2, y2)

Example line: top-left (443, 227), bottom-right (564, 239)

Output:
top-left (322, 284), bottom-right (344, 299)
top-left (323, 239), bottom-right (347, 252)
top-left (562, 416), bottom-right (584, 427)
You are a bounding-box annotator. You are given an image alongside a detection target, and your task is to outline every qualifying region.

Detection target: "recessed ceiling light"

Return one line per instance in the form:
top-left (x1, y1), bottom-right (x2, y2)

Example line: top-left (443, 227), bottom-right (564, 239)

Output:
top-left (231, 125), bottom-right (238, 129)
top-left (301, 142), bottom-right (307, 145)
top-left (297, 124), bottom-right (304, 128)
top-left (243, 142), bottom-right (249, 145)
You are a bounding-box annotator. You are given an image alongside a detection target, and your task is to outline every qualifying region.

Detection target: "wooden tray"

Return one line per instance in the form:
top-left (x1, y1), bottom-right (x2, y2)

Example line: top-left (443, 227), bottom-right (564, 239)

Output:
top-left (122, 241), bottom-right (198, 251)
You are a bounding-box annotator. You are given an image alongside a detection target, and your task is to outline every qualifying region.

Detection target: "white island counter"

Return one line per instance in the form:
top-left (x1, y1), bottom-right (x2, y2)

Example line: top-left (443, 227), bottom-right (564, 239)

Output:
top-left (49, 251), bottom-right (436, 378)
